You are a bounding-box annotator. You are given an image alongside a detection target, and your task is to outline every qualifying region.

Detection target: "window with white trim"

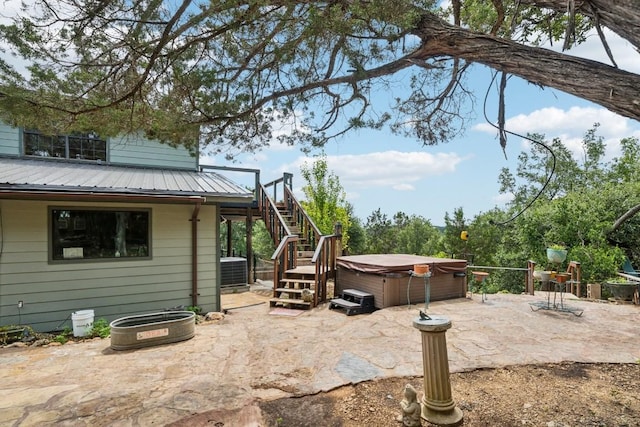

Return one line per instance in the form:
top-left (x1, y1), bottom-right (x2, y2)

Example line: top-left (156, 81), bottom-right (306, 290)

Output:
top-left (24, 130), bottom-right (107, 161)
top-left (51, 208), bottom-right (150, 261)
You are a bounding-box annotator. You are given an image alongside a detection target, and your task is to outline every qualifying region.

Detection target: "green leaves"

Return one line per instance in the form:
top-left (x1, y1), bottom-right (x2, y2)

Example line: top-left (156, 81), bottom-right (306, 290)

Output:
top-left (493, 127), bottom-right (640, 282)
top-left (0, 1), bottom-right (637, 157)
top-left (300, 155), bottom-right (351, 248)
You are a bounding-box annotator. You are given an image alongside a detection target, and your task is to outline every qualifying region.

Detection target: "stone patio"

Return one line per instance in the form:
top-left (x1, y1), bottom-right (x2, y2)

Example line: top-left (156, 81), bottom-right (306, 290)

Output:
top-left (1, 290), bottom-right (638, 426)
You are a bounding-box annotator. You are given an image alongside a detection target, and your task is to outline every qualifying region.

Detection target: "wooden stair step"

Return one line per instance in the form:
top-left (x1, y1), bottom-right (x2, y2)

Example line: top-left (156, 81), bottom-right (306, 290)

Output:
top-left (275, 287), bottom-right (315, 294)
top-left (280, 278), bottom-right (316, 285)
top-left (269, 298), bottom-right (312, 307)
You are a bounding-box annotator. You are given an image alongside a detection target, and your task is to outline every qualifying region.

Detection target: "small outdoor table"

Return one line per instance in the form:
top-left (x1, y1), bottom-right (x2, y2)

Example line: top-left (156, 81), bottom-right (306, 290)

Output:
top-left (529, 279), bottom-right (584, 316)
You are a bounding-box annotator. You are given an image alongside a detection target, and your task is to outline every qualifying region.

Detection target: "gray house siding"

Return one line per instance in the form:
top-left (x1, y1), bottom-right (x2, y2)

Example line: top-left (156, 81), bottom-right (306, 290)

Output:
top-left (0, 199), bottom-right (218, 332)
top-left (0, 120), bottom-right (197, 170)
top-left (109, 134), bottom-right (197, 170)
top-left (0, 122), bottom-right (20, 156)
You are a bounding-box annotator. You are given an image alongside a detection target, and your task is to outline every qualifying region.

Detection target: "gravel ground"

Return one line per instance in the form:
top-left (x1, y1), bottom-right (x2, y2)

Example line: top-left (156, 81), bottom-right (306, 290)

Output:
top-left (259, 362), bottom-right (640, 426)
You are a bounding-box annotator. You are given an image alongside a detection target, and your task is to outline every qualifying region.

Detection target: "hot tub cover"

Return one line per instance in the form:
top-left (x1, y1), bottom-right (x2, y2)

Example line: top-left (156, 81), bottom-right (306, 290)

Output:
top-left (337, 254), bottom-right (466, 275)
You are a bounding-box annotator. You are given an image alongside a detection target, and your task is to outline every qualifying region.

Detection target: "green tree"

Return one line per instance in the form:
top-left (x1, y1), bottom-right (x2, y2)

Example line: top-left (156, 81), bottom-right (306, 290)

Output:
top-left (252, 220), bottom-right (276, 260)
top-left (360, 209), bottom-right (442, 255)
top-left (577, 124), bottom-right (607, 189)
top-left (466, 209), bottom-right (508, 267)
top-left (498, 129), bottom-right (640, 283)
top-left (220, 220), bottom-right (248, 257)
top-left (299, 154), bottom-right (351, 249)
top-left (394, 213), bottom-right (442, 256)
top-left (607, 137), bottom-right (640, 263)
top-left (220, 219), bottom-right (275, 260)
top-left (364, 209), bottom-right (395, 254)
top-left (442, 207), bottom-right (469, 259)
top-left (344, 205), bottom-right (366, 255)
top-left (1, 2), bottom-right (639, 156)
top-left (609, 137), bottom-right (640, 184)
top-left (497, 132), bottom-right (578, 206)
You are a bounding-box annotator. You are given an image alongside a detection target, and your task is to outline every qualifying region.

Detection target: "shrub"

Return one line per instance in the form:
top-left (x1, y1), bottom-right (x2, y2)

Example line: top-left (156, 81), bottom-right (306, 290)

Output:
top-left (89, 318), bottom-right (110, 338)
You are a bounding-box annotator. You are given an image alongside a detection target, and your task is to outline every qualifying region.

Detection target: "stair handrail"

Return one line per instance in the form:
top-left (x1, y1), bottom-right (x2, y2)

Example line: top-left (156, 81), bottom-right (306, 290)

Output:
top-left (311, 233), bottom-right (340, 307)
top-left (260, 172), bottom-right (338, 307)
top-left (258, 182), bottom-right (294, 243)
top-left (261, 173), bottom-right (292, 206)
top-left (271, 234), bottom-right (300, 297)
top-left (258, 181), bottom-right (300, 290)
top-left (283, 185), bottom-right (322, 249)
top-left (261, 172), bottom-right (322, 248)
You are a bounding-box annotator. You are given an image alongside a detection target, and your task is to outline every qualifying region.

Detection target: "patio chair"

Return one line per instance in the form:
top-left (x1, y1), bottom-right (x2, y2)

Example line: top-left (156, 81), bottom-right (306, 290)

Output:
top-left (622, 258), bottom-right (640, 277)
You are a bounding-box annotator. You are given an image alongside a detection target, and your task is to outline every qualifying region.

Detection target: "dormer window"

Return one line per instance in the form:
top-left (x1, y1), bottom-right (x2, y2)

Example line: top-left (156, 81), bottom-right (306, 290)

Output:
top-left (23, 129), bottom-right (107, 161)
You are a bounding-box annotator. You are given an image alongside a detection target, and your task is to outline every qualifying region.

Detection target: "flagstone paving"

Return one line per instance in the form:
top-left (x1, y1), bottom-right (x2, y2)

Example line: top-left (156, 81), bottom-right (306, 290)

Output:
top-left (1, 291), bottom-right (638, 426)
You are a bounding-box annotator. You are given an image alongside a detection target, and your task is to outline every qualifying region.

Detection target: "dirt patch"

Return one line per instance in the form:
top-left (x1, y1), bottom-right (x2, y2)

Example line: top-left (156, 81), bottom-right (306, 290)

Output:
top-left (258, 362), bottom-right (640, 426)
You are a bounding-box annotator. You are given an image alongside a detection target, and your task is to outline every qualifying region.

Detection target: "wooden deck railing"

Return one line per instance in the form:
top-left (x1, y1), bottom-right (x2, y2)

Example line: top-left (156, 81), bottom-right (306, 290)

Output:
top-left (270, 235), bottom-right (300, 291)
top-left (258, 181), bottom-right (296, 287)
top-left (311, 234), bottom-right (340, 306)
top-left (259, 182), bottom-right (293, 245)
top-left (283, 185), bottom-right (321, 249)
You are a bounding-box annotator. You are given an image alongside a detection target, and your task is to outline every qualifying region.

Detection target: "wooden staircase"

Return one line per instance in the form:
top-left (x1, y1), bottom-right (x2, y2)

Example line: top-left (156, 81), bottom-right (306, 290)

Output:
top-left (259, 174), bottom-right (340, 310)
top-left (271, 266), bottom-right (317, 309)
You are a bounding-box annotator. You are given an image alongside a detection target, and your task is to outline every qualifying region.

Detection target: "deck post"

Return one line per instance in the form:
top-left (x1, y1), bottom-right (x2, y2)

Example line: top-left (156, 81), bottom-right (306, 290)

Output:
top-left (413, 315), bottom-right (463, 427)
top-left (246, 206), bottom-right (254, 284)
top-left (527, 260), bottom-right (536, 295)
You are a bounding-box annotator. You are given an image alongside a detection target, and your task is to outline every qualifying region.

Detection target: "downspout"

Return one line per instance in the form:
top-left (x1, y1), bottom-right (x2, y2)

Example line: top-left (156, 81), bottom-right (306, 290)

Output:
top-left (191, 200), bottom-right (202, 308)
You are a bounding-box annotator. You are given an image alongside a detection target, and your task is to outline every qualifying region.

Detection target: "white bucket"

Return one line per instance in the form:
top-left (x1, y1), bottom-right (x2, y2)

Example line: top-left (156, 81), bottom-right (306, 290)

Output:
top-left (72, 309), bottom-right (95, 337)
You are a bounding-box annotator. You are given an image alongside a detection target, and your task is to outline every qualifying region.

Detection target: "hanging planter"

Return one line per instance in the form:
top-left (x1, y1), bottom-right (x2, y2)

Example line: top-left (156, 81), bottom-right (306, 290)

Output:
top-left (546, 246), bottom-right (567, 264)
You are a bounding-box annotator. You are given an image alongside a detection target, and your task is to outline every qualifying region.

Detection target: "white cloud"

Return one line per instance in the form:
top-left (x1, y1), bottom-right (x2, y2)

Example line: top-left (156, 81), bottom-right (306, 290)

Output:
top-left (474, 106), bottom-right (635, 136)
top-left (474, 106), bottom-right (640, 161)
top-left (346, 190), bottom-right (361, 201)
top-left (281, 150), bottom-right (466, 193)
top-left (393, 183), bottom-right (415, 191)
top-left (492, 192), bottom-right (514, 205)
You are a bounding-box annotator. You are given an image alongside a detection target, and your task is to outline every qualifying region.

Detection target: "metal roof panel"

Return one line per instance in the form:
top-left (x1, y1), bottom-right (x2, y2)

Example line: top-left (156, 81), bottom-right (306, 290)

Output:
top-left (0, 157), bottom-right (254, 201)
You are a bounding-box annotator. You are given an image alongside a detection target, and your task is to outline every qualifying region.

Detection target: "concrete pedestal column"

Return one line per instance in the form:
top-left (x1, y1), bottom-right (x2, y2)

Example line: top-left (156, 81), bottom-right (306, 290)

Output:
top-left (413, 315), bottom-right (463, 426)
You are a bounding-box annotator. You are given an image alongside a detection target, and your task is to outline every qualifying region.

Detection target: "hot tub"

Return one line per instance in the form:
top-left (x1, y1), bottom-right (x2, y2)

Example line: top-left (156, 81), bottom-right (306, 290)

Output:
top-left (336, 254), bottom-right (467, 309)
top-left (110, 311), bottom-right (196, 350)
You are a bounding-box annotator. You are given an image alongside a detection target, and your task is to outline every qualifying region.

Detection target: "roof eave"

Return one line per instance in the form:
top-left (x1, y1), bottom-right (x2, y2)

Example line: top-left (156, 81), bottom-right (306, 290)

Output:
top-left (0, 189), bottom-right (210, 204)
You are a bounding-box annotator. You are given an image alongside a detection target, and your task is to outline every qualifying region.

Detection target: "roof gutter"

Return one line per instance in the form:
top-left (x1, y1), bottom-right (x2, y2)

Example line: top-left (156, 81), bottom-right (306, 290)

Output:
top-left (0, 190), bottom-right (207, 205)
top-left (190, 200), bottom-right (202, 308)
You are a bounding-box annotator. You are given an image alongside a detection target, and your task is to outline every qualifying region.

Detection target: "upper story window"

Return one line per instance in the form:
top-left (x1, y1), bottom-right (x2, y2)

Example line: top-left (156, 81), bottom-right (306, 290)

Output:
top-left (24, 130), bottom-right (107, 161)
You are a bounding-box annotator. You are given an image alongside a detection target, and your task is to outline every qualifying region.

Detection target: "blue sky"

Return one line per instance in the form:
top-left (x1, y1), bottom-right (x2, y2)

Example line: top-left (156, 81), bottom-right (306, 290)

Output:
top-left (203, 29), bottom-right (640, 226)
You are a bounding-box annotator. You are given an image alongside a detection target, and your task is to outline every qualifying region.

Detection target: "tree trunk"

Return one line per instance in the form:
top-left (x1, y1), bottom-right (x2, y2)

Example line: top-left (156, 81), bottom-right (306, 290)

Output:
top-left (520, 1), bottom-right (640, 51)
top-left (611, 203), bottom-right (640, 233)
top-left (410, 13), bottom-right (640, 121)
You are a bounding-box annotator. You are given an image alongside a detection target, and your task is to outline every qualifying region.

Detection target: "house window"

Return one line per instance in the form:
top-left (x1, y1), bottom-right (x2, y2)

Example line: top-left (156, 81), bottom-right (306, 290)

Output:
top-left (24, 130), bottom-right (107, 161)
top-left (51, 208), bottom-right (150, 261)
